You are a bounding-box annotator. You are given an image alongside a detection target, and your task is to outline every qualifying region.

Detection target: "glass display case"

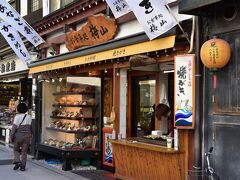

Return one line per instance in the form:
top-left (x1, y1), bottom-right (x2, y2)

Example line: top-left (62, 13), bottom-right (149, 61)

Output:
top-left (37, 76), bottom-right (101, 170)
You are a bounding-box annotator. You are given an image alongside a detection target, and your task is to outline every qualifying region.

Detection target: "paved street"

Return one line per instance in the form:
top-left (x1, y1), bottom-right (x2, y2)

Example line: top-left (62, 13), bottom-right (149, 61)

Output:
top-left (0, 145), bottom-right (89, 180)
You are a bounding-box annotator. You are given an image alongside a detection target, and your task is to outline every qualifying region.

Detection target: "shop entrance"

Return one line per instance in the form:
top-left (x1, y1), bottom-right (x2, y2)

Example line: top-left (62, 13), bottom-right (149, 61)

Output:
top-left (131, 76), bottom-right (156, 137)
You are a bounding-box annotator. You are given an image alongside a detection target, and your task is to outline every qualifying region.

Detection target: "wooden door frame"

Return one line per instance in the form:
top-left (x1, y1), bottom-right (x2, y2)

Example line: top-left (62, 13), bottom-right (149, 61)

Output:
top-left (126, 70), bottom-right (160, 137)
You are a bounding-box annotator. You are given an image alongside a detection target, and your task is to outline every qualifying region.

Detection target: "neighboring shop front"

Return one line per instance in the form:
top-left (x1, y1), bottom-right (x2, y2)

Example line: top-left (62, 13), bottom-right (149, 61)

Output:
top-left (179, 0), bottom-right (240, 179)
top-left (0, 55), bottom-right (32, 145)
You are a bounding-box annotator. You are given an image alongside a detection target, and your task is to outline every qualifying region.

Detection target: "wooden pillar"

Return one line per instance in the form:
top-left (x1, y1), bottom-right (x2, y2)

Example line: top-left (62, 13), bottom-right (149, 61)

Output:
top-left (113, 65), bottom-right (120, 134)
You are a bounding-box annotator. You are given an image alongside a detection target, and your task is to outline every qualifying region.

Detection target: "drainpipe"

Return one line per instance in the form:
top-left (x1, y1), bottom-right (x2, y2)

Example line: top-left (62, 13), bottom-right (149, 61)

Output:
top-left (193, 16), bottom-right (203, 177)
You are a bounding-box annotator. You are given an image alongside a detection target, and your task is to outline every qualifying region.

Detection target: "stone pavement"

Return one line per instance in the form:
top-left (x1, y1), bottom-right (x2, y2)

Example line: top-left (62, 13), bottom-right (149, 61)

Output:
top-left (0, 144), bottom-right (89, 180)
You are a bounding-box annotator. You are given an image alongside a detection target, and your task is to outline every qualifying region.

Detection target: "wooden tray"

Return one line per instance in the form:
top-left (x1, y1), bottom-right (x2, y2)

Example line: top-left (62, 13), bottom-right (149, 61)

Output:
top-left (137, 137), bottom-right (167, 147)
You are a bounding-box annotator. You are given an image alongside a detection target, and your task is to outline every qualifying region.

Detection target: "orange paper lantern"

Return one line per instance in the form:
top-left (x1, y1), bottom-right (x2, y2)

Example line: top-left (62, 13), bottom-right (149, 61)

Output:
top-left (200, 38), bottom-right (231, 69)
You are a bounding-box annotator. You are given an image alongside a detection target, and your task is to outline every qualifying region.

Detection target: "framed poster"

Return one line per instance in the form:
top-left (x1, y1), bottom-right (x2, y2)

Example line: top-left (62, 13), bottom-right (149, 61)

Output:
top-left (102, 127), bottom-right (114, 167)
top-left (174, 54), bottom-right (195, 129)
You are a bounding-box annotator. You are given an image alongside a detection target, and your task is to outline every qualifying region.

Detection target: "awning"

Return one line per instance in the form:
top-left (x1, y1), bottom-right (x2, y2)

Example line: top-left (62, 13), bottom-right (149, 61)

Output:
top-left (29, 35), bottom-right (175, 74)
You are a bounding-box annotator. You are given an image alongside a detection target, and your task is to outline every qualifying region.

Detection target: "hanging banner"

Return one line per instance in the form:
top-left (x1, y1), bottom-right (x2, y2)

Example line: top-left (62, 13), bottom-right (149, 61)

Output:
top-left (174, 54), bottom-right (195, 129)
top-left (125, 0), bottom-right (177, 40)
top-left (0, 21), bottom-right (30, 68)
top-left (0, 0), bottom-right (45, 46)
top-left (105, 0), bottom-right (131, 18)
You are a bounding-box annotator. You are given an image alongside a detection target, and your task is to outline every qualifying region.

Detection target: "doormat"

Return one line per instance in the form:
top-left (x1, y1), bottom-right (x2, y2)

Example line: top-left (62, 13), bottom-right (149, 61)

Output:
top-left (0, 159), bottom-right (13, 165)
top-left (71, 170), bottom-right (115, 180)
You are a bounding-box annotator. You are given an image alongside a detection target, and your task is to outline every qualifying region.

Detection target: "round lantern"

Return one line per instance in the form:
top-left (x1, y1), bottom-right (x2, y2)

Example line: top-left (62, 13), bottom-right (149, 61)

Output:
top-left (200, 38), bottom-right (231, 69)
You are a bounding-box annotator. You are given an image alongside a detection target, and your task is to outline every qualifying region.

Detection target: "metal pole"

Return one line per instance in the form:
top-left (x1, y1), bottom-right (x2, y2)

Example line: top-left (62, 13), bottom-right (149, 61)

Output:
top-left (193, 16), bottom-right (203, 180)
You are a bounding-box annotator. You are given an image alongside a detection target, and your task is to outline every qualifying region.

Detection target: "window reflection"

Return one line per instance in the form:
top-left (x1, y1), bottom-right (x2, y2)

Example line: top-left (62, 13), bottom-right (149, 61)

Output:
top-left (136, 79), bottom-right (156, 137)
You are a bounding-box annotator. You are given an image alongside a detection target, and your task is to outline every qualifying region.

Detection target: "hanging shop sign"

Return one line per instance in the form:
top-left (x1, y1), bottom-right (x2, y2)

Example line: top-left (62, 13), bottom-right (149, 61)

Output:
top-left (105, 0), bottom-right (131, 18)
top-left (200, 38), bottom-right (231, 69)
top-left (174, 54), bottom-right (195, 129)
top-left (0, 55), bottom-right (28, 76)
top-left (65, 14), bottom-right (117, 51)
top-left (0, 0), bottom-right (45, 47)
top-left (0, 21), bottom-right (30, 68)
top-left (125, 0), bottom-right (177, 40)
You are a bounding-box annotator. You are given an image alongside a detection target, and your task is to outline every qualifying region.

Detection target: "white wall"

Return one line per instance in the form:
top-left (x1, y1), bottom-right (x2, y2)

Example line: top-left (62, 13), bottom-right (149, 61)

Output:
top-left (60, 44), bottom-right (69, 54)
top-left (119, 69), bottom-right (127, 139)
top-left (20, 0), bottom-right (28, 16)
top-left (43, 0), bottom-right (50, 17)
top-left (114, 20), bottom-right (144, 39)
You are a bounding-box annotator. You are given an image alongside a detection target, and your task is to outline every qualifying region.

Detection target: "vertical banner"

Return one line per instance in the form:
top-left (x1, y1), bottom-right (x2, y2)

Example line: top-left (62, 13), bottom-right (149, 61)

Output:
top-left (126, 0), bottom-right (177, 40)
top-left (102, 127), bottom-right (114, 167)
top-left (174, 54), bottom-right (195, 129)
top-left (0, 21), bottom-right (30, 68)
top-left (105, 0), bottom-right (131, 18)
top-left (0, 0), bottom-right (45, 46)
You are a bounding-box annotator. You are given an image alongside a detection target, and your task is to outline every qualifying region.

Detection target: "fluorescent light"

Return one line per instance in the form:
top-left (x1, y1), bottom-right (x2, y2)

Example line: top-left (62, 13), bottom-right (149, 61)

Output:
top-left (163, 70), bottom-right (174, 74)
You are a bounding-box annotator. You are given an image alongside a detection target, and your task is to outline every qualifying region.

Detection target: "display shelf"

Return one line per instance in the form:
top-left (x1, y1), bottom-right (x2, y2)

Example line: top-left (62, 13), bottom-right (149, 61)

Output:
top-left (39, 143), bottom-right (99, 151)
top-left (37, 143), bottom-right (100, 170)
top-left (50, 116), bottom-right (96, 121)
top-left (46, 127), bottom-right (98, 134)
top-left (52, 104), bottom-right (95, 108)
top-left (39, 76), bottom-right (101, 171)
top-left (53, 92), bottom-right (95, 96)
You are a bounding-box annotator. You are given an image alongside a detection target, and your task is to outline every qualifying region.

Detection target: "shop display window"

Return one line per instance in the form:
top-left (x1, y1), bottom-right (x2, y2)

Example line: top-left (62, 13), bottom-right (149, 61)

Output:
top-left (41, 76), bottom-right (101, 151)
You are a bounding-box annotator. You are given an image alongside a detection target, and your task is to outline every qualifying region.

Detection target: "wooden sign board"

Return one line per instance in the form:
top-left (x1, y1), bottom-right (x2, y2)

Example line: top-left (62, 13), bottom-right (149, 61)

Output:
top-left (65, 14), bottom-right (117, 51)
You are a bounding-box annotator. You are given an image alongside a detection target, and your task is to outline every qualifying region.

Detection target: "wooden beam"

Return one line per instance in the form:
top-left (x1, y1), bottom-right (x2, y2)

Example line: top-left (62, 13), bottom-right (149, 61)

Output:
top-left (113, 66), bottom-right (120, 134)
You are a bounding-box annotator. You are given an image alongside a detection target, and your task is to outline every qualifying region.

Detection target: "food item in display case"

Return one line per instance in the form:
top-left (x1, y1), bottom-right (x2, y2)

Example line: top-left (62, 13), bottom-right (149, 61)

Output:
top-left (52, 109), bottom-right (61, 117)
top-left (56, 141), bottom-right (65, 148)
top-left (59, 97), bottom-right (67, 104)
top-left (66, 96), bottom-right (75, 105)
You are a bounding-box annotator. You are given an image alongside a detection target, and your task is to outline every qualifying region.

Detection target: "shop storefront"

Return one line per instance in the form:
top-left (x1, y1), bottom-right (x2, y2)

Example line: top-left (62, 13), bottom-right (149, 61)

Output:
top-left (29, 30), bottom-right (191, 175)
top-left (0, 55), bottom-right (32, 145)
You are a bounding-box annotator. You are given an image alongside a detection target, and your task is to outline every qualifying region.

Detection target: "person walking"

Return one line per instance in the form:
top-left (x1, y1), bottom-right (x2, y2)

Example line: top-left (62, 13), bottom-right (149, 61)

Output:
top-left (10, 102), bottom-right (32, 171)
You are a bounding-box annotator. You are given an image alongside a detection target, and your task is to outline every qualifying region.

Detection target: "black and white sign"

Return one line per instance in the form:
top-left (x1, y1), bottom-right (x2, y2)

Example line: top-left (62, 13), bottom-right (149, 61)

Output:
top-left (105, 0), bottom-right (131, 18)
top-left (125, 0), bottom-right (177, 40)
top-left (0, 21), bottom-right (30, 68)
top-left (0, 0), bottom-right (45, 46)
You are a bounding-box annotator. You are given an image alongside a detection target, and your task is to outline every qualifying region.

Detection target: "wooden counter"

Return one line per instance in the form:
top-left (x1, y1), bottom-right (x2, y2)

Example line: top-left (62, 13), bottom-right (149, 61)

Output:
top-left (111, 139), bottom-right (187, 180)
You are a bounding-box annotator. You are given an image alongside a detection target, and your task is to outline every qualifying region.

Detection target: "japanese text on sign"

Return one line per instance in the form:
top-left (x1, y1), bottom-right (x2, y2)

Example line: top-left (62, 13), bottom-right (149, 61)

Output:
top-left (0, 0), bottom-right (44, 46)
top-left (65, 14), bottom-right (117, 51)
top-left (105, 0), bottom-right (131, 18)
top-left (126, 0), bottom-right (177, 40)
top-left (0, 21), bottom-right (30, 67)
top-left (0, 60), bottom-right (16, 74)
top-left (174, 55), bottom-right (195, 129)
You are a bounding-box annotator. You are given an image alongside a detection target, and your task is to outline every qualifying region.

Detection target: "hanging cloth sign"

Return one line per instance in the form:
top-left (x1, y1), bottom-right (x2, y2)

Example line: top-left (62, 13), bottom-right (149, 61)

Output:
top-left (105, 0), bottom-right (131, 18)
top-left (125, 0), bottom-right (177, 40)
top-left (0, 21), bottom-right (30, 68)
top-left (0, 0), bottom-right (45, 46)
